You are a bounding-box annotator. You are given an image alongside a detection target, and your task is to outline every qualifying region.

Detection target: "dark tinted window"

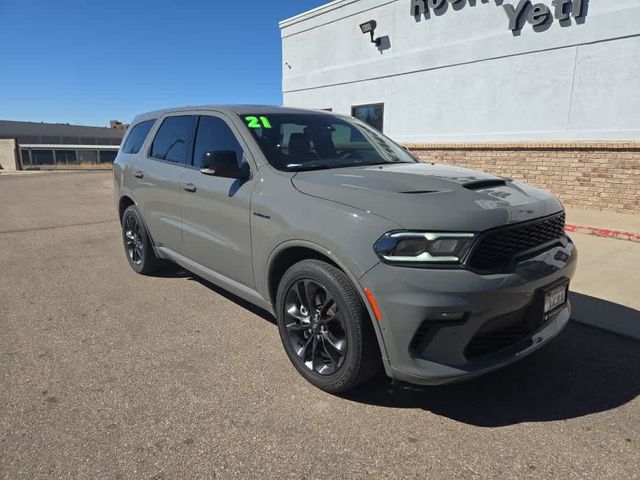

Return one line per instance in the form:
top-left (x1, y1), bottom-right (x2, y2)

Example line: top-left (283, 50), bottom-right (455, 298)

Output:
top-left (55, 150), bottom-right (77, 164)
top-left (78, 150), bottom-right (97, 164)
top-left (193, 116), bottom-right (243, 169)
top-left (122, 119), bottom-right (155, 154)
top-left (99, 150), bottom-right (117, 163)
top-left (21, 150), bottom-right (31, 165)
top-left (351, 103), bottom-right (384, 132)
top-left (31, 150), bottom-right (54, 165)
top-left (150, 116), bottom-right (195, 164)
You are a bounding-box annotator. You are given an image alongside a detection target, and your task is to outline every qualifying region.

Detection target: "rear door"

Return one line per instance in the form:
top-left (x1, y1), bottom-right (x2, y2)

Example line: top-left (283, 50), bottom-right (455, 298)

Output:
top-left (133, 113), bottom-right (196, 253)
top-left (180, 113), bottom-right (256, 288)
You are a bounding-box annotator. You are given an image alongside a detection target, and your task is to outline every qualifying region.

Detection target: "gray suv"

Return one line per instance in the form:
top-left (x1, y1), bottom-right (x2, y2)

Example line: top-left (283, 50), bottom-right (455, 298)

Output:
top-left (114, 106), bottom-right (577, 393)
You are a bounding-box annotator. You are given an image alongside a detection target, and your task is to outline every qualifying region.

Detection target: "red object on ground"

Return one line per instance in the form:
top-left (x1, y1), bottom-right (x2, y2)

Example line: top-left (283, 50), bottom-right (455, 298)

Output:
top-left (565, 224), bottom-right (640, 243)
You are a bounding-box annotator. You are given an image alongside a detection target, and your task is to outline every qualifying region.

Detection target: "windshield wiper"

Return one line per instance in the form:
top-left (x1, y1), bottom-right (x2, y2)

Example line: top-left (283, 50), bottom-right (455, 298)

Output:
top-left (287, 163), bottom-right (335, 172)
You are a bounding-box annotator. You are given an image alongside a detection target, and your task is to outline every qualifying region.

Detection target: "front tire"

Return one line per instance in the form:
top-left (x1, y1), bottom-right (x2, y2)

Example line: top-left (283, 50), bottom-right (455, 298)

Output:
top-left (121, 205), bottom-right (162, 275)
top-left (276, 259), bottom-right (380, 393)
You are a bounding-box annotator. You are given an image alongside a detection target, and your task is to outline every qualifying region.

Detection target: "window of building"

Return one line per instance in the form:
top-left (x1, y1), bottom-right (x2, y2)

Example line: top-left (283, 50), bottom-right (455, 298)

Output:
top-left (55, 150), bottom-right (77, 164)
top-left (150, 116), bottom-right (195, 164)
top-left (122, 119), bottom-right (156, 154)
top-left (78, 150), bottom-right (97, 164)
top-left (21, 150), bottom-right (31, 165)
top-left (193, 116), bottom-right (244, 169)
top-left (31, 150), bottom-right (54, 165)
top-left (99, 150), bottom-right (117, 163)
top-left (351, 103), bottom-right (384, 132)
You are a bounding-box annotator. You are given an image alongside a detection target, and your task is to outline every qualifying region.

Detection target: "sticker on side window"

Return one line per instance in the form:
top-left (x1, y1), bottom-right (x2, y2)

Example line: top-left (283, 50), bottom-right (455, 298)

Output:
top-left (245, 116), bottom-right (272, 129)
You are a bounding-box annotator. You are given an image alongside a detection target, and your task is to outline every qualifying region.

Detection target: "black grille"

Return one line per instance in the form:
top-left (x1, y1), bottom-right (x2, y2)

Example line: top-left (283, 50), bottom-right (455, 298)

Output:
top-left (464, 301), bottom-right (551, 359)
top-left (467, 213), bottom-right (565, 271)
top-left (465, 310), bottom-right (533, 359)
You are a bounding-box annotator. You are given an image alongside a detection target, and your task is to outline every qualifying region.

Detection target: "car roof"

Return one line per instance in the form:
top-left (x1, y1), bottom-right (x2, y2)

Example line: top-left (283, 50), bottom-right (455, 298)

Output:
top-left (132, 105), bottom-right (342, 123)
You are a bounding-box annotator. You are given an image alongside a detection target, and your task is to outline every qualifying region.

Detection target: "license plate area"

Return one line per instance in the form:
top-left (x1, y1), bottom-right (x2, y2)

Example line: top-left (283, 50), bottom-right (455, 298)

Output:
top-left (543, 281), bottom-right (569, 317)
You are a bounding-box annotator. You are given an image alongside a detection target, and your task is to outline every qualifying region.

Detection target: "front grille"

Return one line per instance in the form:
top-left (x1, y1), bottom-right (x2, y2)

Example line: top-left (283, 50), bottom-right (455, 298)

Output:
top-left (464, 310), bottom-right (534, 359)
top-left (467, 213), bottom-right (565, 271)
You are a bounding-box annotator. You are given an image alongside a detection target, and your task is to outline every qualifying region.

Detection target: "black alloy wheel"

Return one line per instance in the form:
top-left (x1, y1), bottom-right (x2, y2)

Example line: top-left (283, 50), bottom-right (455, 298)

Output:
top-left (121, 205), bottom-right (161, 274)
top-left (276, 259), bottom-right (380, 393)
top-left (283, 279), bottom-right (347, 375)
top-left (124, 213), bottom-right (144, 267)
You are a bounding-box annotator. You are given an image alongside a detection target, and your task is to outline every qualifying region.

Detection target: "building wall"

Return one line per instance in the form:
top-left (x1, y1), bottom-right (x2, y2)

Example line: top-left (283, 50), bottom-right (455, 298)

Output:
top-left (408, 141), bottom-right (640, 214)
top-left (281, 0), bottom-right (640, 213)
top-left (281, 0), bottom-right (640, 143)
top-left (0, 139), bottom-right (18, 171)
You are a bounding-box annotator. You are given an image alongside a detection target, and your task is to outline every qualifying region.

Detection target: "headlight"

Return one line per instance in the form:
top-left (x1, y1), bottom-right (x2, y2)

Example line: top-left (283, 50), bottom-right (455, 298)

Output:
top-left (373, 231), bottom-right (476, 265)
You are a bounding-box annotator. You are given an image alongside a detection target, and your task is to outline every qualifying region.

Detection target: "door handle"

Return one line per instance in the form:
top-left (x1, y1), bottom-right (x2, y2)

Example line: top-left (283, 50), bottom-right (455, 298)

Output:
top-left (134, 170), bottom-right (144, 179)
top-left (183, 183), bottom-right (197, 193)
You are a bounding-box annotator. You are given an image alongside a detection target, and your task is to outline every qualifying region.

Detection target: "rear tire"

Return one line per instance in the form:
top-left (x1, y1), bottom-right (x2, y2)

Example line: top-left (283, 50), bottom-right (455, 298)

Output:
top-left (121, 205), bottom-right (162, 275)
top-left (276, 259), bottom-right (380, 393)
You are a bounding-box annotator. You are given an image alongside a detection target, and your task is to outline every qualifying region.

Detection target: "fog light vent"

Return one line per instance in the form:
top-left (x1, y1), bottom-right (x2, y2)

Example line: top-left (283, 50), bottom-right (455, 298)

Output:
top-left (409, 312), bottom-right (467, 357)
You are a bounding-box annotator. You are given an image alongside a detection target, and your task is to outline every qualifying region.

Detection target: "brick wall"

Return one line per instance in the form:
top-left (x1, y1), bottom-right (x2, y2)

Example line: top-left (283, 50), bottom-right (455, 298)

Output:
top-left (406, 142), bottom-right (640, 215)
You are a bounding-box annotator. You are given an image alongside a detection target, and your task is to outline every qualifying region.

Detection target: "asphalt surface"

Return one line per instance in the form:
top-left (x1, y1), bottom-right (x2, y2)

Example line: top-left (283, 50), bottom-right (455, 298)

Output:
top-left (0, 171), bottom-right (638, 479)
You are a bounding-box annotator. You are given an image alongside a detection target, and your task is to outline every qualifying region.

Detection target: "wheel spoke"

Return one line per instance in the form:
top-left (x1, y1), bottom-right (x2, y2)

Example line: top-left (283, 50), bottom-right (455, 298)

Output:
top-left (303, 280), bottom-right (320, 311)
top-left (319, 293), bottom-right (335, 317)
top-left (311, 336), bottom-right (321, 373)
top-left (285, 304), bottom-right (308, 323)
top-left (320, 335), bottom-right (341, 366)
top-left (322, 330), bottom-right (346, 354)
top-left (286, 322), bottom-right (309, 332)
top-left (317, 313), bottom-right (340, 327)
top-left (295, 335), bottom-right (313, 359)
top-left (295, 282), bottom-right (309, 311)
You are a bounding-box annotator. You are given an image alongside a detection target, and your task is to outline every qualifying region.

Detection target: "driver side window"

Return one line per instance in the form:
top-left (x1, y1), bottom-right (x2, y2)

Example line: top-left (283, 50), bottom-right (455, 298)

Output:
top-left (193, 116), bottom-right (244, 169)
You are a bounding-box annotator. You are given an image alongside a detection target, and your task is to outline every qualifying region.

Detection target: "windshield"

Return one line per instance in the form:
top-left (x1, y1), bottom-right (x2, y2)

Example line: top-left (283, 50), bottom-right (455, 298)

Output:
top-left (239, 113), bottom-right (417, 172)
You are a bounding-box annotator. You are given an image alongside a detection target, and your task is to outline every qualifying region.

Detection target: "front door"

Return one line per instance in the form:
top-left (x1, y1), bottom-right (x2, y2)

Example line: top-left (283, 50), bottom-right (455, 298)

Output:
top-left (180, 114), bottom-right (255, 288)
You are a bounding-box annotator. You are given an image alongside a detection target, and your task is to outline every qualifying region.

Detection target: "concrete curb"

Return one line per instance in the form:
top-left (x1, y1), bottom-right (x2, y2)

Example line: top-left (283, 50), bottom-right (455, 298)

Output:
top-left (566, 224), bottom-right (640, 243)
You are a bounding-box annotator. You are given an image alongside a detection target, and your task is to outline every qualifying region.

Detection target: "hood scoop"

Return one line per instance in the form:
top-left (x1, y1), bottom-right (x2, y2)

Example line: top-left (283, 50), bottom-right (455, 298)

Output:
top-left (400, 190), bottom-right (438, 195)
top-left (463, 179), bottom-right (507, 190)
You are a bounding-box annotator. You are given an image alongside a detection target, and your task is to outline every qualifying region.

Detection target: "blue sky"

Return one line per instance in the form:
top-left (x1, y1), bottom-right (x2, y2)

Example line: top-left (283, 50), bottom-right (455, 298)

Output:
top-left (0, 0), bottom-right (326, 126)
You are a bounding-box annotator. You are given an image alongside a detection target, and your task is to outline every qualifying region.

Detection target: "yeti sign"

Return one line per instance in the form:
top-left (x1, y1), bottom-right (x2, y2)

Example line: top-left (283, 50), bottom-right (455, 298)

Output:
top-left (410, 0), bottom-right (587, 31)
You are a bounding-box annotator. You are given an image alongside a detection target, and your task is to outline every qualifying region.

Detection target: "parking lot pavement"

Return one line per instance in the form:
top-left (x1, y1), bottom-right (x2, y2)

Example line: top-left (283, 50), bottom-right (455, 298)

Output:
top-left (1, 172), bottom-right (639, 479)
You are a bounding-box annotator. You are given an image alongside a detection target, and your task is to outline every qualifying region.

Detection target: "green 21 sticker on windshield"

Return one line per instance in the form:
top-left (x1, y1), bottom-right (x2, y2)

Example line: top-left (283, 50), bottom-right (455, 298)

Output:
top-left (245, 116), bottom-right (272, 129)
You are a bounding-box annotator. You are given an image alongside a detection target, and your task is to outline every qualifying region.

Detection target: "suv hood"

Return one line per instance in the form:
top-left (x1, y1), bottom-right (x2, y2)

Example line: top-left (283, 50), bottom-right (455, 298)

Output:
top-left (291, 163), bottom-right (563, 231)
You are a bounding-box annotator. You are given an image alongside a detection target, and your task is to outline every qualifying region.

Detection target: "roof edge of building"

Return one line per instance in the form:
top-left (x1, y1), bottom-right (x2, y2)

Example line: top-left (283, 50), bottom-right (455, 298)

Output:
top-left (279, 0), bottom-right (351, 29)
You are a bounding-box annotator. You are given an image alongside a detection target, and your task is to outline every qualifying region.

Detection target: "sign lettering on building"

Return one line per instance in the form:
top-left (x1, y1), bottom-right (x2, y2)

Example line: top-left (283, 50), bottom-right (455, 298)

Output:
top-left (410, 0), bottom-right (587, 31)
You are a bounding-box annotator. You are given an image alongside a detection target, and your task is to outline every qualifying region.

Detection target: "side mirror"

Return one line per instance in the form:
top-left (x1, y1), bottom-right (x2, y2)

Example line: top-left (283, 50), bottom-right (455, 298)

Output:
top-left (200, 151), bottom-right (249, 180)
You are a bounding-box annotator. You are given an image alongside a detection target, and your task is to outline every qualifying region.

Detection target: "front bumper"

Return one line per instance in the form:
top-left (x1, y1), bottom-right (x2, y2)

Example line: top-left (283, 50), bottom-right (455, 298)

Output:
top-left (359, 237), bottom-right (577, 385)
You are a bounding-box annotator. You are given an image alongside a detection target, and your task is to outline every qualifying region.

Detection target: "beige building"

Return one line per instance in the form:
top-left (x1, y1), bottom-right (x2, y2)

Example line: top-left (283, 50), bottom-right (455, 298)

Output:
top-left (0, 120), bottom-right (124, 170)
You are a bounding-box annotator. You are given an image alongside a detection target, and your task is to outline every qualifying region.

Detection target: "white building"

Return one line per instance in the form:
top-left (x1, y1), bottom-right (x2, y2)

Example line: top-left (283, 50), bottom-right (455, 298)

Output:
top-left (280, 0), bottom-right (640, 143)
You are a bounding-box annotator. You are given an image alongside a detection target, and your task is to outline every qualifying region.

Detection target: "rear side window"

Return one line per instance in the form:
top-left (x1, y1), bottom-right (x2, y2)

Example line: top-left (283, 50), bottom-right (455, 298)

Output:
top-left (193, 116), bottom-right (244, 169)
top-left (150, 115), bottom-right (195, 164)
top-left (122, 119), bottom-right (155, 154)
